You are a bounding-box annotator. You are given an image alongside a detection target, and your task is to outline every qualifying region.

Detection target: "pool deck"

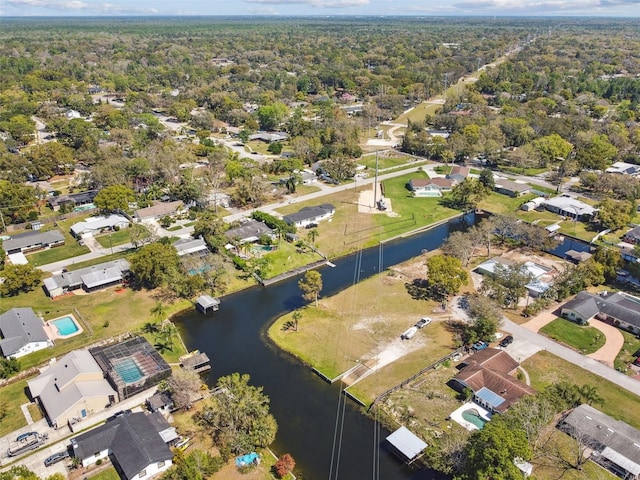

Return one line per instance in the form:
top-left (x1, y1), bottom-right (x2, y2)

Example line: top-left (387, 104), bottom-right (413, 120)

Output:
top-left (43, 314), bottom-right (84, 341)
top-left (450, 401), bottom-right (492, 431)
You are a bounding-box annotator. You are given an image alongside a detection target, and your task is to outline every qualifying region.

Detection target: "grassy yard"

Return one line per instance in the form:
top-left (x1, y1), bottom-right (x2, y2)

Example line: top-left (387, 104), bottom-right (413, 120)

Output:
top-left (95, 229), bottom-right (131, 248)
top-left (478, 191), bottom-right (537, 215)
top-left (87, 468), bottom-right (122, 480)
top-left (614, 329), bottom-right (640, 372)
top-left (523, 350), bottom-right (640, 429)
top-left (261, 241), bottom-right (323, 279)
top-left (0, 380), bottom-right (33, 436)
top-left (359, 153), bottom-right (414, 170)
top-left (539, 318), bottom-right (606, 354)
top-left (269, 256), bottom-right (461, 403)
top-left (25, 215), bottom-right (95, 267)
top-left (499, 166), bottom-right (549, 176)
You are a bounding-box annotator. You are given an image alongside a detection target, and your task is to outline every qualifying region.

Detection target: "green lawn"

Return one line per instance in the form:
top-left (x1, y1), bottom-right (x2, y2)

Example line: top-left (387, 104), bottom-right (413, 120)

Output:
top-left (524, 350), bottom-right (640, 429)
top-left (261, 241), bottom-right (323, 279)
top-left (614, 329), bottom-right (640, 373)
top-left (89, 468), bottom-right (121, 480)
top-left (539, 318), bottom-right (606, 354)
top-left (359, 154), bottom-right (414, 170)
top-left (478, 191), bottom-right (537, 215)
top-left (95, 229), bottom-right (131, 248)
top-left (0, 380), bottom-right (33, 436)
top-left (498, 166), bottom-right (549, 176)
top-left (27, 242), bottom-right (91, 266)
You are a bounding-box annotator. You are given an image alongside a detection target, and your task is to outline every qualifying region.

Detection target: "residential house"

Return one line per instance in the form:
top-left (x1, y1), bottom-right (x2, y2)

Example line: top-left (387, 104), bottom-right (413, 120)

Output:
top-left (559, 404), bottom-right (640, 480)
top-left (446, 166), bottom-right (470, 183)
top-left (27, 350), bottom-right (117, 428)
top-left (135, 201), bottom-right (185, 222)
top-left (173, 237), bottom-right (209, 257)
top-left (301, 170), bottom-right (318, 185)
top-left (565, 249), bottom-right (593, 264)
top-left (0, 308), bottom-right (51, 359)
top-left (494, 179), bottom-right (531, 197)
top-left (476, 257), bottom-right (553, 297)
top-left (283, 204), bottom-right (335, 228)
top-left (47, 190), bottom-right (97, 212)
top-left (248, 132), bottom-right (289, 143)
top-left (224, 219), bottom-right (275, 244)
top-left (71, 411), bottom-right (175, 480)
top-left (605, 161), bottom-right (640, 176)
top-left (146, 392), bottom-right (174, 414)
top-left (408, 178), bottom-right (454, 197)
top-left (450, 348), bottom-right (536, 414)
top-left (561, 291), bottom-right (640, 333)
top-left (71, 214), bottom-right (130, 239)
top-left (43, 259), bottom-right (130, 298)
top-left (623, 225), bottom-right (640, 245)
top-left (543, 195), bottom-right (597, 221)
top-left (2, 230), bottom-right (65, 255)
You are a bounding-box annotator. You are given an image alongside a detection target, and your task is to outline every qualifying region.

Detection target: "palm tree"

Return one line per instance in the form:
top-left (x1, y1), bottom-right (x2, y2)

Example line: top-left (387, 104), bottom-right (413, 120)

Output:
top-left (154, 340), bottom-right (171, 354)
top-left (161, 321), bottom-right (177, 352)
top-left (150, 302), bottom-right (167, 321)
top-left (579, 384), bottom-right (604, 406)
top-left (308, 228), bottom-right (318, 245)
top-left (141, 322), bottom-right (160, 334)
top-left (292, 311), bottom-right (302, 332)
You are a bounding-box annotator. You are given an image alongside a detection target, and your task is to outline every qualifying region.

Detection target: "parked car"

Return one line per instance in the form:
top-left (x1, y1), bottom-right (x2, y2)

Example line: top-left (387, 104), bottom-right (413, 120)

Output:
top-left (305, 223), bottom-right (318, 229)
top-left (16, 431), bottom-right (38, 442)
top-left (415, 317), bottom-right (432, 329)
top-left (401, 326), bottom-right (418, 340)
top-left (499, 335), bottom-right (514, 348)
top-left (472, 341), bottom-right (488, 351)
top-left (44, 450), bottom-right (69, 467)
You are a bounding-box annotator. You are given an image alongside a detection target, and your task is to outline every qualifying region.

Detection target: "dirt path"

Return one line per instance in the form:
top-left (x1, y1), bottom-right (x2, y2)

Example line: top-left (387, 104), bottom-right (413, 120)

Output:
top-left (587, 318), bottom-right (625, 368)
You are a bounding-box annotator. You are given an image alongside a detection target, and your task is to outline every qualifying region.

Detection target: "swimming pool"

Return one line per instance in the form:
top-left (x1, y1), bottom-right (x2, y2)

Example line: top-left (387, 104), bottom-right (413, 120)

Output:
top-left (114, 358), bottom-right (144, 384)
top-left (74, 203), bottom-right (95, 212)
top-left (462, 408), bottom-right (488, 429)
top-left (51, 316), bottom-right (80, 336)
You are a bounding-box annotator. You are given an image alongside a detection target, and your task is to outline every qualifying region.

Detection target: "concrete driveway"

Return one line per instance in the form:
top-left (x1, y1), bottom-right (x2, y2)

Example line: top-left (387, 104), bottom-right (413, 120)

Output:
top-left (587, 318), bottom-right (625, 368)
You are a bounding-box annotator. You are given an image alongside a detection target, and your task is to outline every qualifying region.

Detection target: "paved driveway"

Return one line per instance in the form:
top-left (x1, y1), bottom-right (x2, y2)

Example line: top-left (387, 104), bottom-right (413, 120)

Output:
top-left (587, 318), bottom-right (625, 368)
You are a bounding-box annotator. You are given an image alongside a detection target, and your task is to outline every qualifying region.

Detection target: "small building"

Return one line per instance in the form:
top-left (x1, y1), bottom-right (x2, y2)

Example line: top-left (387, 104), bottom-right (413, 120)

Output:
top-left (543, 195), bottom-right (597, 220)
top-left (70, 411), bottom-right (175, 480)
top-left (494, 179), bottom-right (531, 197)
top-left (283, 204), bottom-right (335, 228)
top-left (0, 308), bottom-right (51, 359)
top-left (565, 249), bottom-right (593, 264)
top-left (623, 225), bottom-right (640, 245)
top-left (43, 259), bottom-right (130, 298)
top-left (559, 404), bottom-right (640, 480)
top-left (196, 295), bottom-right (220, 314)
top-left (146, 392), bottom-right (174, 414)
top-left (605, 161), bottom-right (640, 176)
top-left (385, 426), bottom-right (427, 464)
top-left (90, 336), bottom-right (172, 401)
top-left (135, 200), bottom-right (185, 222)
top-left (27, 349), bottom-right (117, 429)
top-left (179, 351), bottom-right (211, 372)
top-left (173, 237), bottom-right (209, 257)
top-left (545, 224), bottom-right (561, 235)
top-left (520, 197), bottom-right (545, 211)
top-left (2, 229), bottom-right (65, 255)
top-left (224, 219), bottom-right (275, 244)
top-left (408, 178), bottom-right (454, 197)
top-left (70, 214), bottom-right (130, 239)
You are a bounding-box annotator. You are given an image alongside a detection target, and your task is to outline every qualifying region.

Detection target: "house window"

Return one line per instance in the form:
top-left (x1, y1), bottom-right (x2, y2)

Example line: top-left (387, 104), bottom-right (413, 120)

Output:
top-left (139, 470), bottom-right (147, 477)
top-left (158, 461), bottom-right (165, 468)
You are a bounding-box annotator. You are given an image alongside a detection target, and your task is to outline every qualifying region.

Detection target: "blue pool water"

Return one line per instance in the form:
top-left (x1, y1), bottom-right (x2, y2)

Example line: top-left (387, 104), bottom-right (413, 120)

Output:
top-left (74, 203), bottom-right (95, 212)
top-left (51, 316), bottom-right (79, 336)
top-left (114, 358), bottom-right (143, 384)
top-left (462, 409), bottom-right (488, 429)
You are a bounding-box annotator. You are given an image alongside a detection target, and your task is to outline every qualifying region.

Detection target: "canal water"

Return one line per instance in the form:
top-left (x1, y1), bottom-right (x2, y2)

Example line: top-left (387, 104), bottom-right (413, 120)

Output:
top-left (175, 214), bottom-right (475, 480)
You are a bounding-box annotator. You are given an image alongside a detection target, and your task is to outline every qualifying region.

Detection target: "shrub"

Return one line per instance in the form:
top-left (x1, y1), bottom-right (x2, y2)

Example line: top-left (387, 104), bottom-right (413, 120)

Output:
top-left (274, 453), bottom-right (295, 478)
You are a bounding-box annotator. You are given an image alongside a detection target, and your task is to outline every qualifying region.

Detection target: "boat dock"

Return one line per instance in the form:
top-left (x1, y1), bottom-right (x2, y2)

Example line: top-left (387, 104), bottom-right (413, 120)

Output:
top-left (195, 295), bottom-right (220, 314)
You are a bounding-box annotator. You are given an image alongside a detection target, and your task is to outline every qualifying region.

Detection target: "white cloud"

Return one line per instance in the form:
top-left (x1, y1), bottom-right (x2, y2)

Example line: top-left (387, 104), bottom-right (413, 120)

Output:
top-left (5, 0), bottom-right (159, 13)
top-left (7, 0), bottom-right (88, 9)
top-left (244, 0), bottom-right (369, 8)
top-left (452, 0), bottom-right (637, 10)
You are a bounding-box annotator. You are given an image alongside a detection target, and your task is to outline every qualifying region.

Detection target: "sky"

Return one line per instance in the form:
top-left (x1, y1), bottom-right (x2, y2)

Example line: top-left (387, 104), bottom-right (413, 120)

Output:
top-left (1, 0), bottom-right (639, 17)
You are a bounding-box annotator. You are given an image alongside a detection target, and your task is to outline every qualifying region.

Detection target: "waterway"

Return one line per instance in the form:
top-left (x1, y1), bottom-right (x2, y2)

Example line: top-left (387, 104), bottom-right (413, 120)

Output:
top-left (175, 213), bottom-right (476, 480)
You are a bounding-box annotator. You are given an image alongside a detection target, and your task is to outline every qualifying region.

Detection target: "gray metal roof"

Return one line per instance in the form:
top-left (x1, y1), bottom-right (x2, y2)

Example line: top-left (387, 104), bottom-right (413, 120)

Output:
top-left (45, 259), bottom-right (130, 293)
top-left (196, 295), bottom-right (220, 309)
top-left (0, 308), bottom-right (49, 357)
top-left (386, 426), bottom-right (427, 461)
top-left (81, 266), bottom-right (124, 289)
top-left (70, 214), bottom-right (129, 237)
top-left (174, 237), bottom-right (208, 256)
top-left (27, 350), bottom-right (116, 422)
top-left (283, 204), bottom-right (335, 225)
top-left (224, 219), bottom-right (274, 242)
top-left (562, 404), bottom-right (640, 476)
top-left (2, 230), bottom-right (64, 252)
top-left (72, 412), bottom-right (173, 480)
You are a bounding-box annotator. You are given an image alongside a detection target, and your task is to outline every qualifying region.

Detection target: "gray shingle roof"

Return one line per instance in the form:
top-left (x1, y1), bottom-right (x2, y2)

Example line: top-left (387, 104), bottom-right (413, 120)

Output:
top-left (2, 230), bottom-right (64, 253)
top-left (224, 219), bottom-right (274, 242)
top-left (0, 308), bottom-right (49, 357)
top-left (283, 204), bottom-right (335, 225)
top-left (72, 412), bottom-right (173, 480)
top-left (562, 291), bottom-right (640, 328)
top-left (561, 291), bottom-right (600, 320)
top-left (44, 259), bottom-right (130, 294)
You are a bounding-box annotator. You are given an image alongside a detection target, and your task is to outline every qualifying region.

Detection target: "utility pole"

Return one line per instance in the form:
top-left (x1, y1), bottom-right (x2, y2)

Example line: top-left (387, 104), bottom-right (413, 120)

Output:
top-left (443, 73), bottom-right (449, 103)
top-left (373, 151), bottom-right (379, 209)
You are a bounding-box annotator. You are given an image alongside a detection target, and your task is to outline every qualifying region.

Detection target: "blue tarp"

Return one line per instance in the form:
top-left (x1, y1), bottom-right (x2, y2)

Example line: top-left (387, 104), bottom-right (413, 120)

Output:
top-left (235, 452), bottom-right (260, 467)
top-left (475, 387), bottom-right (505, 409)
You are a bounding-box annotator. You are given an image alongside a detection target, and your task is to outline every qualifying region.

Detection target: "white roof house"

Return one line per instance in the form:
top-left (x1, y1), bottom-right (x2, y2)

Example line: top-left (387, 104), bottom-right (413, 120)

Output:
top-left (28, 350), bottom-right (117, 428)
top-left (0, 308), bottom-right (51, 359)
top-left (543, 195), bottom-right (597, 219)
top-left (173, 237), bottom-right (209, 257)
top-left (43, 259), bottom-right (130, 298)
top-left (71, 214), bottom-right (130, 238)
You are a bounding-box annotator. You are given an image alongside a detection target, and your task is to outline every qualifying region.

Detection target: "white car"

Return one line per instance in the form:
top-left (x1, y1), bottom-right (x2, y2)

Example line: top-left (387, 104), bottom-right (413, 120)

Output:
top-left (401, 326), bottom-right (418, 340)
top-left (415, 317), bottom-right (432, 329)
